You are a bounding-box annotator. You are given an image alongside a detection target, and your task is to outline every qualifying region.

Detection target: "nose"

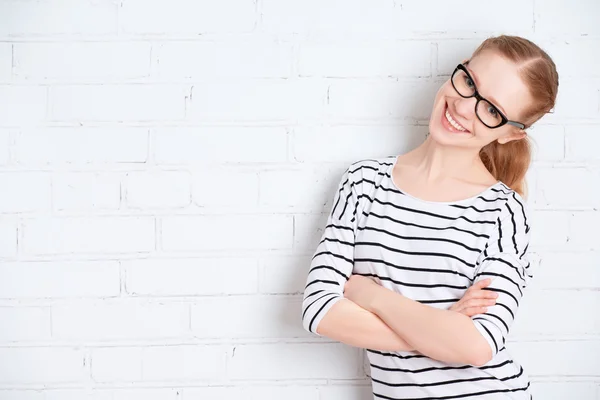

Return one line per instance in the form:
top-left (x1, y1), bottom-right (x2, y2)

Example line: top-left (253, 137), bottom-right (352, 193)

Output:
top-left (453, 96), bottom-right (477, 121)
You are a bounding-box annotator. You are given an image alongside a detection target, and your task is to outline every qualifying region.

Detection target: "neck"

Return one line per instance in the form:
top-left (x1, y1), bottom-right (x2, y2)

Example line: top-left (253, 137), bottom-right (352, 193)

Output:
top-left (408, 135), bottom-right (487, 183)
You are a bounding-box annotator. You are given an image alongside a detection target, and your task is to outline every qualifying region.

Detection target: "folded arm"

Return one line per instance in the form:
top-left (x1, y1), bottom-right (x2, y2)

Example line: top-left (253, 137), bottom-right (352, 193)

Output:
top-left (349, 279), bottom-right (492, 366)
top-left (345, 197), bottom-right (532, 367)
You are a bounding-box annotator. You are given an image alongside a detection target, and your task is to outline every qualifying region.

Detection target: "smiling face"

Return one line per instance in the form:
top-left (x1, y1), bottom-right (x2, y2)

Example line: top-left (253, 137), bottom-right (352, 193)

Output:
top-left (429, 50), bottom-right (534, 149)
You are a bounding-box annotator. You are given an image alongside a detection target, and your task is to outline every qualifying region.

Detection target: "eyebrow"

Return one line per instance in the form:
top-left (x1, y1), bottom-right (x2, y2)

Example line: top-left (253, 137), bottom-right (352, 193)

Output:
top-left (465, 65), bottom-right (508, 115)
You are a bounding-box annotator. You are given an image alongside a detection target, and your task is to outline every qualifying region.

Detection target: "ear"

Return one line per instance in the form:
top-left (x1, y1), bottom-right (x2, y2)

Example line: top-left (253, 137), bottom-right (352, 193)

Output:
top-left (498, 130), bottom-right (526, 144)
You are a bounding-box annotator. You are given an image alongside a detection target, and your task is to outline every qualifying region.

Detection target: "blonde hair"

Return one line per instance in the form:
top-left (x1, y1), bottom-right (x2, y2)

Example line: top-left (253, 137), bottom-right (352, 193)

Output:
top-left (473, 35), bottom-right (559, 197)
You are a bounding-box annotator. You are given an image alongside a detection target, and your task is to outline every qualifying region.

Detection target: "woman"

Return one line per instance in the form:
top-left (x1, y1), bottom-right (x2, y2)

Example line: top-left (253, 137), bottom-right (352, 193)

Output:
top-left (301, 35), bottom-right (558, 399)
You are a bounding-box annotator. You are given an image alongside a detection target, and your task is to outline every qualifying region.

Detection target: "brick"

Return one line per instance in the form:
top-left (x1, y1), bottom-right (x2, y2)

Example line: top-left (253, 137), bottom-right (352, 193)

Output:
top-left (0, 43), bottom-right (10, 80)
top-left (183, 386), bottom-right (319, 400)
top-left (535, 251), bottom-right (600, 289)
top-left (94, 389), bottom-right (178, 400)
top-left (0, 261), bottom-right (120, 298)
top-left (91, 347), bottom-right (143, 382)
top-left (293, 213), bottom-right (328, 252)
top-left (0, 86), bottom-right (46, 126)
top-left (143, 345), bottom-right (226, 381)
top-left (565, 125), bottom-right (600, 162)
top-left (535, 168), bottom-right (600, 208)
top-left (0, 218), bottom-right (17, 258)
top-left (155, 40), bottom-right (293, 79)
top-left (22, 217), bottom-right (155, 255)
top-left (0, 307), bottom-right (50, 341)
top-left (13, 43), bottom-right (150, 81)
top-left (326, 80), bottom-right (440, 120)
top-left (185, 80), bottom-right (327, 122)
top-left (259, 166), bottom-right (340, 211)
top-left (522, 169), bottom-right (539, 209)
top-left (320, 386), bottom-right (373, 400)
top-left (512, 290), bottom-right (600, 335)
top-left (120, 0), bottom-right (255, 34)
top-left (398, 0), bottom-right (534, 33)
top-left (193, 169), bottom-right (259, 208)
top-left (528, 211), bottom-right (569, 248)
top-left (53, 173), bottom-right (121, 211)
top-left (161, 215), bottom-right (293, 251)
top-left (0, 0), bottom-right (118, 36)
top-left (0, 392), bottom-right (44, 400)
top-left (0, 391), bottom-right (110, 400)
top-left (155, 127), bottom-right (287, 164)
top-left (227, 343), bottom-right (362, 380)
top-left (260, 0), bottom-right (396, 37)
top-left (126, 171), bottom-right (191, 209)
top-left (0, 129), bottom-right (10, 165)
top-left (551, 79), bottom-right (600, 119)
top-left (529, 125), bottom-right (564, 162)
top-left (15, 128), bottom-right (148, 165)
top-left (569, 212), bottom-right (600, 250)
top-left (0, 347), bottom-right (85, 383)
top-left (510, 340), bottom-right (600, 376)
top-left (0, 173), bottom-right (51, 213)
top-left (191, 296), bottom-right (307, 338)
top-left (535, 0), bottom-right (600, 35)
top-left (259, 255), bottom-right (312, 294)
top-left (49, 85), bottom-right (187, 122)
top-left (529, 382), bottom-right (598, 400)
top-left (91, 345), bottom-right (226, 382)
top-left (52, 300), bottom-right (189, 340)
top-left (541, 40), bottom-right (600, 77)
top-left (124, 257), bottom-right (258, 296)
top-left (292, 125), bottom-right (428, 164)
top-left (298, 41), bottom-right (431, 78)
top-left (436, 40), bottom-right (480, 76)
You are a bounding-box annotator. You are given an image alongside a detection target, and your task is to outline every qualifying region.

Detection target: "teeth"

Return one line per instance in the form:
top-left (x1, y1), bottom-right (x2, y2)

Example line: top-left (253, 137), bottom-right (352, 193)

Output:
top-left (445, 109), bottom-right (467, 132)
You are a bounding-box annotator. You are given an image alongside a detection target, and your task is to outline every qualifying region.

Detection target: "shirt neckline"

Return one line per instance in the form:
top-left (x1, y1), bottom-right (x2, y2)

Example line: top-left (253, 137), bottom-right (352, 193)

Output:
top-left (388, 155), bottom-right (504, 206)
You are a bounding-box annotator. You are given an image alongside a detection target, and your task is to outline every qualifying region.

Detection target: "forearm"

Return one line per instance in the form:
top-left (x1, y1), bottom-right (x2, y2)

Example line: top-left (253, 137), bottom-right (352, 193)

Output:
top-left (316, 298), bottom-right (415, 352)
top-left (370, 290), bottom-right (491, 366)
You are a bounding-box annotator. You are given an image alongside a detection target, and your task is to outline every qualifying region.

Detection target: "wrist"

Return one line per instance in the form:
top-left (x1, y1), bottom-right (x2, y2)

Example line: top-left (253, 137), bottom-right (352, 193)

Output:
top-left (366, 285), bottom-right (388, 313)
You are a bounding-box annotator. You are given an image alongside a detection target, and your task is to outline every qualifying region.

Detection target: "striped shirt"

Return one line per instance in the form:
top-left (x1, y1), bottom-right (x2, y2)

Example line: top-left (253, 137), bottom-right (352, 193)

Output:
top-left (302, 156), bottom-right (533, 400)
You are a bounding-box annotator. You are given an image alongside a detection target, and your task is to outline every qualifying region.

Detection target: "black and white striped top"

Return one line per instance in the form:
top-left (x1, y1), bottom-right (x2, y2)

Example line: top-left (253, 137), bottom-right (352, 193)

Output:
top-left (302, 156), bottom-right (533, 400)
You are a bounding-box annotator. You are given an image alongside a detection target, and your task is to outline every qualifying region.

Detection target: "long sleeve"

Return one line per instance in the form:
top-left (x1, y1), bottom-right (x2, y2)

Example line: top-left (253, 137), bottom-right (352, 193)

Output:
top-left (471, 193), bottom-right (533, 358)
top-left (301, 166), bottom-right (361, 335)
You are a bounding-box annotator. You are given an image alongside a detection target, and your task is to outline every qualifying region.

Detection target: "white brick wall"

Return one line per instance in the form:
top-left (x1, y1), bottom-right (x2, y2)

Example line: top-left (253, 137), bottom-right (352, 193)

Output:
top-left (0, 0), bottom-right (599, 399)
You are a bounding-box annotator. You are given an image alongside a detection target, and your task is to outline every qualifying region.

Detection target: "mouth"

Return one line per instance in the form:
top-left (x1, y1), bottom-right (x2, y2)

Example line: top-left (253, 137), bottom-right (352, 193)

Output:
top-left (442, 103), bottom-right (471, 134)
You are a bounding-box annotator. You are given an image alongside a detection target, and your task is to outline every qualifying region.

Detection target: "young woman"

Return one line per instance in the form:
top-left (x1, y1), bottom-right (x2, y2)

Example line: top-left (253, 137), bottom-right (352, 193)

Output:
top-left (301, 35), bottom-right (559, 399)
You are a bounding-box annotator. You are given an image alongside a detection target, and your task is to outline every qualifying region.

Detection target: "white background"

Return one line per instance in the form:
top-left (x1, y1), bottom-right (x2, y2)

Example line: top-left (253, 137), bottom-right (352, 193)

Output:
top-left (0, 0), bottom-right (599, 399)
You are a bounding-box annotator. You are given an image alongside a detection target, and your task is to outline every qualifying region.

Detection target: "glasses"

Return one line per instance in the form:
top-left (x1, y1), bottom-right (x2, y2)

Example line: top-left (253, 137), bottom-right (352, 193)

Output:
top-left (451, 64), bottom-right (526, 130)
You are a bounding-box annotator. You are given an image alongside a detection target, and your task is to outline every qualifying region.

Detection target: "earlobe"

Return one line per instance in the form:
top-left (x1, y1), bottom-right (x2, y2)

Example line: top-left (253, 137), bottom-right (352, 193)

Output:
top-left (498, 130), bottom-right (526, 144)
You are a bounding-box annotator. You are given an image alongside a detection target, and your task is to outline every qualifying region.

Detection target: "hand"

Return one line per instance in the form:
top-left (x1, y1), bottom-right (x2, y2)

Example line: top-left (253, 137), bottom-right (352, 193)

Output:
top-left (450, 278), bottom-right (498, 317)
top-left (344, 275), bottom-right (382, 311)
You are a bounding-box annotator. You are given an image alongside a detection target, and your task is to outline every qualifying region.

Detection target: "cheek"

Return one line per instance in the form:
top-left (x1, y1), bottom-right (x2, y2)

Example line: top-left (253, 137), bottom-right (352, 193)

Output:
top-left (473, 124), bottom-right (510, 143)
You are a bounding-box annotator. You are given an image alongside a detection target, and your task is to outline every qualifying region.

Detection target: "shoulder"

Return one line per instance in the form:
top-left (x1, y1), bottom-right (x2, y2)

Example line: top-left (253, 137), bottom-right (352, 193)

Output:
top-left (345, 156), bottom-right (396, 187)
top-left (492, 183), bottom-right (531, 236)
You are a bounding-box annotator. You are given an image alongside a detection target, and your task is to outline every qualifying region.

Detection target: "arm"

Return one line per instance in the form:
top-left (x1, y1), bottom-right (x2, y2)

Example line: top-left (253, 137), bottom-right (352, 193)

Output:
top-left (346, 195), bottom-right (532, 366)
top-left (301, 164), bottom-right (414, 352)
top-left (370, 287), bottom-right (491, 366)
top-left (317, 298), bottom-right (414, 352)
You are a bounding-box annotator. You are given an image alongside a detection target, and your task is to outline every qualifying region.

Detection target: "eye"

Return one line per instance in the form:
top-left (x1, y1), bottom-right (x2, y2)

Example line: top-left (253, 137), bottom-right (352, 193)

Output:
top-left (464, 76), bottom-right (475, 89)
top-left (487, 106), bottom-right (498, 117)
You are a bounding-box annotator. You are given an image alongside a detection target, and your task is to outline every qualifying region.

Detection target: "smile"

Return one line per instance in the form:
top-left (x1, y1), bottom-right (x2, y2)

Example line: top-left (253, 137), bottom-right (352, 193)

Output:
top-left (444, 106), bottom-right (469, 133)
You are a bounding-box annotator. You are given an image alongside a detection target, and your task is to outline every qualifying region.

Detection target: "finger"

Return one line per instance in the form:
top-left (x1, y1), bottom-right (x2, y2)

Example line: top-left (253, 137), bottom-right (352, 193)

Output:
top-left (470, 278), bottom-right (493, 290)
top-left (460, 306), bottom-right (488, 317)
top-left (464, 298), bottom-right (496, 308)
top-left (462, 291), bottom-right (499, 300)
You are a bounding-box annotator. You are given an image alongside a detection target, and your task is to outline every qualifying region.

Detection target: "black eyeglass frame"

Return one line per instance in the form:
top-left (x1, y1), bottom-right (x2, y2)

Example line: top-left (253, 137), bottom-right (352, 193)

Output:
top-left (451, 64), bottom-right (526, 130)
